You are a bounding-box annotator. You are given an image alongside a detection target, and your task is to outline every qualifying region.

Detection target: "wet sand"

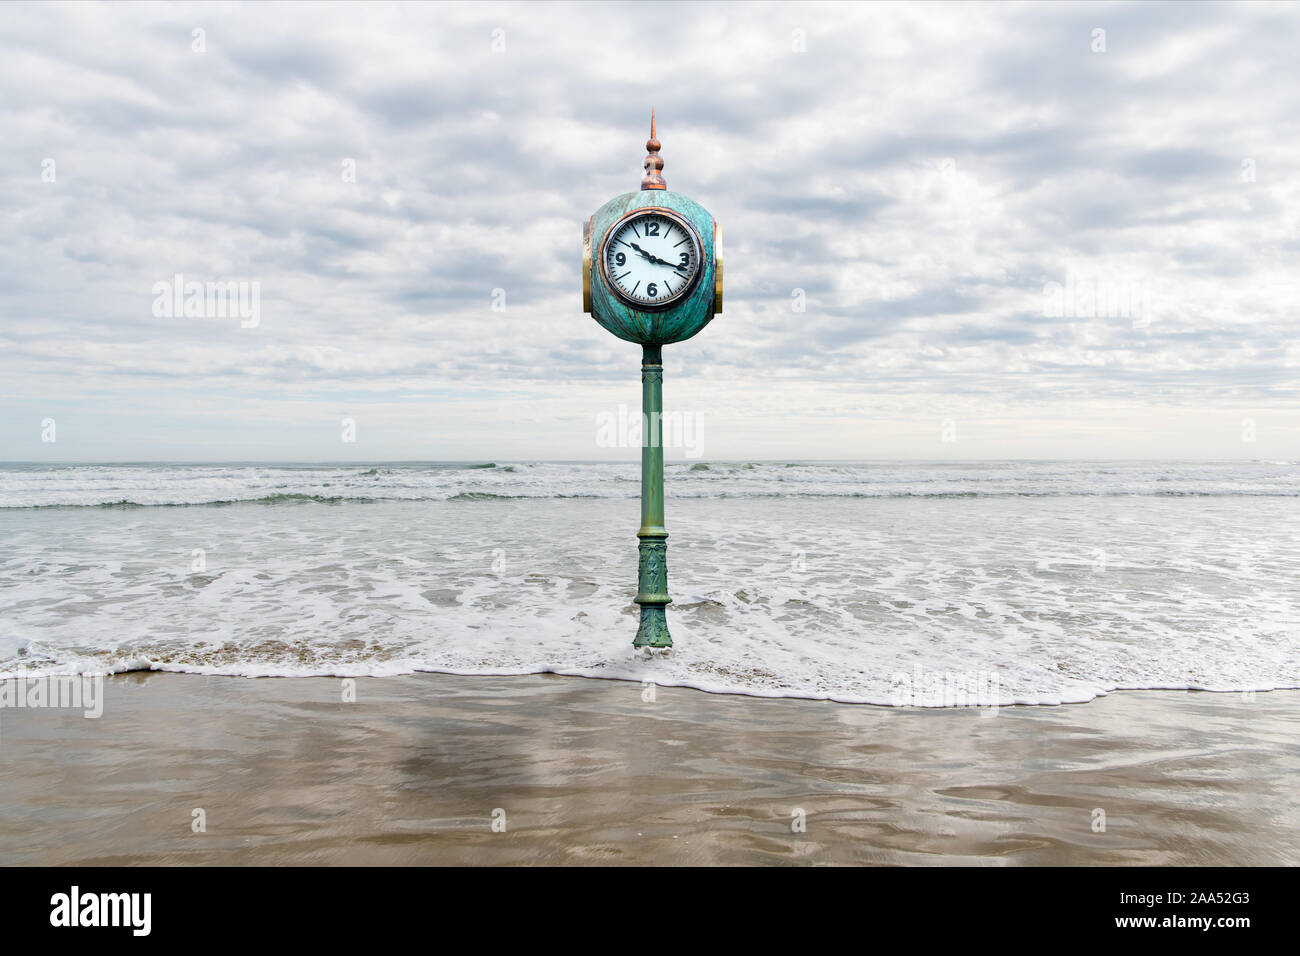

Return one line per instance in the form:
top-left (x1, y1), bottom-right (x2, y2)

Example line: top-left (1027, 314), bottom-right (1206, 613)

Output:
top-left (0, 673), bottom-right (1296, 865)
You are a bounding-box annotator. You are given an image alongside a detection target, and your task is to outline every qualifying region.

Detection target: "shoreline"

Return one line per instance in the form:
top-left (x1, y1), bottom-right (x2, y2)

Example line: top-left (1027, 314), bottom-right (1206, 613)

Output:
top-left (1, 673), bottom-right (1296, 865)
top-left (8, 664), bottom-right (1299, 705)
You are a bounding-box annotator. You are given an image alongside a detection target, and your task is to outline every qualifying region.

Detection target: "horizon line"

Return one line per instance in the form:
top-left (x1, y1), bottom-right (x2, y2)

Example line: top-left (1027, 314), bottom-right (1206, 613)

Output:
top-left (1, 457), bottom-right (1294, 466)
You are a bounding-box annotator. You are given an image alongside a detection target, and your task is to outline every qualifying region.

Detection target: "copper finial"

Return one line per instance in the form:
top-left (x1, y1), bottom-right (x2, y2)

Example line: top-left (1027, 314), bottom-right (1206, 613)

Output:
top-left (640, 109), bottom-right (667, 190)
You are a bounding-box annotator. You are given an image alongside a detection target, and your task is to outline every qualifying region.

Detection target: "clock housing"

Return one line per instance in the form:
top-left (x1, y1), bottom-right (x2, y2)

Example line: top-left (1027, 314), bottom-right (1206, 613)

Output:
top-left (584, 189), bottom-right (720, 345)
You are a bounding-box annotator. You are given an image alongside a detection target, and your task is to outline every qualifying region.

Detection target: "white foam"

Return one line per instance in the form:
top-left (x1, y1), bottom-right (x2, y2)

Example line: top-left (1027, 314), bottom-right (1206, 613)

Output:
top-left (0, 460), bottom-right (1297, 508)
top-left (1, 469), bottom-right (1297, 705)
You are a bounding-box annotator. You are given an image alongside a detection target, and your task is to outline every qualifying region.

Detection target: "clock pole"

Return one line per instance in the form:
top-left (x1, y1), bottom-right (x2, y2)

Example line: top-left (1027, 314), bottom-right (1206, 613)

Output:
top-left (582, 111), bottom-right (722, 650)
top-left (634, 342), bottom-right (672, 647)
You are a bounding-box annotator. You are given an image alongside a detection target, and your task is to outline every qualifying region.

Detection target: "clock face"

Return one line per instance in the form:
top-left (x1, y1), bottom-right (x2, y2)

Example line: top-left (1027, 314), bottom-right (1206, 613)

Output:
top-left (602, 210), bottom-right (701, 308)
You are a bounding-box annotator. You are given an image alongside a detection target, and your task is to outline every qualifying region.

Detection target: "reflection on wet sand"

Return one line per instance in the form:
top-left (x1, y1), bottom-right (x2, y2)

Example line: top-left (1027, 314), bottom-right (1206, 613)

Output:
top-left (0, 673), bottom-right (1296, 865)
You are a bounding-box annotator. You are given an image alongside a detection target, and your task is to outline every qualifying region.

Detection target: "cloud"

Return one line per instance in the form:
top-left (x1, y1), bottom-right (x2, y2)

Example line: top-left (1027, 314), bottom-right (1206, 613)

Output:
top-left (1, 0), bottom-right (1298, 460)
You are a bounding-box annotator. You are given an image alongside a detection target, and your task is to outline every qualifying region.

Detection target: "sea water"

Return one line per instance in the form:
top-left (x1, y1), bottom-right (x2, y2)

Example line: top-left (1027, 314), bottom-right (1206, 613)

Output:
top-left (0, 460), bottom-right (1296, 705)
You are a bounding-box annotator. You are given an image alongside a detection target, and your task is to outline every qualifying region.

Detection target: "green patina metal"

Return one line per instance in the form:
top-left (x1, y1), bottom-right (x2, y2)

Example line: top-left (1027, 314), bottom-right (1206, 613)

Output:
top-left (583, 115), bottom-right (721, 649)
top-left (588, 190), bottom-right (719, 346)
top-left (633, 344), bottom-right (671, 647)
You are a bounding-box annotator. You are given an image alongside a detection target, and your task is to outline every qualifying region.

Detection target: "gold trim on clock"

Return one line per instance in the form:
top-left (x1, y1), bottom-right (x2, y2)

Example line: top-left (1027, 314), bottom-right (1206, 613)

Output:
top-left (713, 220), bottom-right (723, 315)
top-left (582, 216), bottom-right (592, 314)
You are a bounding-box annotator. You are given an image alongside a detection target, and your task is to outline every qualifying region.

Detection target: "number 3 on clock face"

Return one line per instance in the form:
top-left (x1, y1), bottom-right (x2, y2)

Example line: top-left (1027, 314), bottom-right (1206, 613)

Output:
top-left (601, 209), bottom-right (702, 309)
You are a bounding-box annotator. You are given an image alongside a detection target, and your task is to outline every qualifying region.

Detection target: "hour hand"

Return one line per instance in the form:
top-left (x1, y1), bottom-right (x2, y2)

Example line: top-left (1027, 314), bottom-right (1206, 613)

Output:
top-left (630, 241), bottom-right (677, 268)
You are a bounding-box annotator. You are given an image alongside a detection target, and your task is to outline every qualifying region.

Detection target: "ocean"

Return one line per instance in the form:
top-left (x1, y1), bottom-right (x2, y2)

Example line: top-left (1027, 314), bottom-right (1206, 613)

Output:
top-left (1, 460), bottom-right (1296, 705)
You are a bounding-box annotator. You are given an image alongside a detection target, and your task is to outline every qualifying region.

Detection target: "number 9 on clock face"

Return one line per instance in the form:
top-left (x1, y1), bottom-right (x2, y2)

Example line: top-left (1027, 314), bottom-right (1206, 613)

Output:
top-left (601, 210), bottom-right (702, 309)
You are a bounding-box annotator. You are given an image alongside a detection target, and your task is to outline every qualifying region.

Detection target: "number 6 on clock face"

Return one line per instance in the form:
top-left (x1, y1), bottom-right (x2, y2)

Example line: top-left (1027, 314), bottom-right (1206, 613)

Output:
top-left (600, 208), bottom-right (703, 309)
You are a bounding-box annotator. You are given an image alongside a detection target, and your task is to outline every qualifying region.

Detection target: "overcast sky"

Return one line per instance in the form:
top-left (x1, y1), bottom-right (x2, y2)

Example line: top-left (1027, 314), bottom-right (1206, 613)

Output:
top-left (2, 0), bottom-right (1298, 462)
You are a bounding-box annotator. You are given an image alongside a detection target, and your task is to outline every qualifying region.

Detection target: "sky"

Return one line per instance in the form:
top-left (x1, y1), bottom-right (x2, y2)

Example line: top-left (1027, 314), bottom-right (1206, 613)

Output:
top-left (2, 0), bottom-right (1298, 462)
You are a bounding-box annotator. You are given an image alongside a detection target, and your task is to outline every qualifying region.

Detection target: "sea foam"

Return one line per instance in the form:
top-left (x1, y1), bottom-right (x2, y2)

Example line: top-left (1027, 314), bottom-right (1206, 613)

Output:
top-left (0, 461), bottom-right (1297, 705)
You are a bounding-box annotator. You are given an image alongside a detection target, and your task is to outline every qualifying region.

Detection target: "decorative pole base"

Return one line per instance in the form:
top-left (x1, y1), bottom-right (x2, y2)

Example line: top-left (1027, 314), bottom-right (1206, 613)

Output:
top-left (633, 536), bottom-right (672, 648)
top-left (634, 604), bottom-right (672, 648)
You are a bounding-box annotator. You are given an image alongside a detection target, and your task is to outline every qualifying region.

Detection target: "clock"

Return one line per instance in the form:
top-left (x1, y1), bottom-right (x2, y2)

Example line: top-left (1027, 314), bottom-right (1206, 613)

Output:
top-left (599, 208), bottom-right (702, 310)
top-left (582, 112), bottom-right (723, 650)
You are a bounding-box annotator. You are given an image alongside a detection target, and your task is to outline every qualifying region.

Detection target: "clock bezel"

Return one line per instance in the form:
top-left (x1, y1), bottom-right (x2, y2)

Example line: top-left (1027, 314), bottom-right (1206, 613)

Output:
top-left (598, 207), bottom-right (704, 311)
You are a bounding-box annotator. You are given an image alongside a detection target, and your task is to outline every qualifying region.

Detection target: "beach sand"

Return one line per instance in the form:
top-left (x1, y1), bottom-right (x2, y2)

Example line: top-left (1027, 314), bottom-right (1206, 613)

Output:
top-left (0, 673), bottom-right (1296, 865)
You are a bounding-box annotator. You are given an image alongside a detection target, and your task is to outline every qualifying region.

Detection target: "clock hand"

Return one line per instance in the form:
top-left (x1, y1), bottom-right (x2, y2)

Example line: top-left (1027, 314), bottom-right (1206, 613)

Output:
top-left (629, 241), bottom-right (685, 269)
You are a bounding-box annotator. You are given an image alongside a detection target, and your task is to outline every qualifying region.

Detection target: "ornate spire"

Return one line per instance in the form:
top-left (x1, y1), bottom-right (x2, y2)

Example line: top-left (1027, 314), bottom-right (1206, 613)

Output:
top-left (640, 109), bottom-right (667, 190)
